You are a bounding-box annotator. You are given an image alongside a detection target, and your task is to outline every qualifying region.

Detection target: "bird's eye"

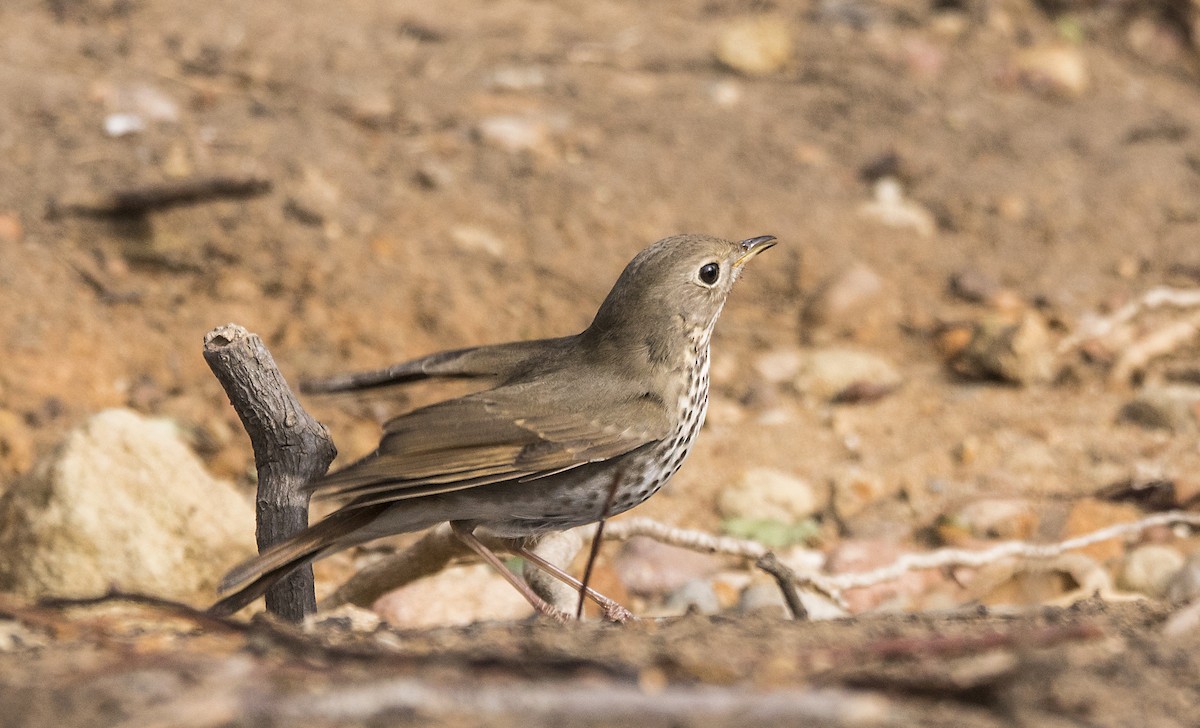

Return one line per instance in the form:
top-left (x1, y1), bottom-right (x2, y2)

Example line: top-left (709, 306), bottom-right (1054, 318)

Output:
top-left (698, 262), bottom-right (720, 285)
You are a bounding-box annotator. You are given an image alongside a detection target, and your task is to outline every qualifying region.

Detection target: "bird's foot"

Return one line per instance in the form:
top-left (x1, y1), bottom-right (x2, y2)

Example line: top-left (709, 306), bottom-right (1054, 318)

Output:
top-left (601, 602), bottom-right (637, 623)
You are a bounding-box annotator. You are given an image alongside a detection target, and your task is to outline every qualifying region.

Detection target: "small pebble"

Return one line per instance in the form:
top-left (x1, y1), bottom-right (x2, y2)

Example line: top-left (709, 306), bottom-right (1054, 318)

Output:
top-left (947, 268), bottom-right (1001, 304)
top-left (486, 66), bottom-right (547, 92)
top-left (285, 167), bottom-right (341, 226)
top-left (476, 115), bottom-right (551, 154)
top-left (1120, 544), bottom-right (1186, 599)
top-left (716, 17), bottom-right (793, 76)
top-left (308, 604), bottom-right (382, 633)
top-left (373, 564), bottom-right (533, 628)
top-left (718, 467), bottom-right (824, 523)
top-left (1165, 552), bottom-right (1200, 603)
top-left (942, 311), bottom-right (1056, 385)
top-left (414, 159), bottom-right (455, 190)
top-left (858, 178), bottom-right (935, 237)
top-left (709, 80), bottom-right (742, 108)
top-left (830, 465), bottom-right (894, 520)
top-left (1118, 386), bottom-right (1200, 433)
top-left (612, 537), bottom-right (723, 596)
top-left (104, 113), bottom-right (145, 137)
top-left (803, 263), bottom-right (886, 342)
top-left (450, 226), bottom-right (507, 258)
top-left (1014, 44), bottom-right (1089, 98)
top-left (753, 348), bottom-right (805, 385)
top-left (793, 348), bottom-right (902, 401)
top-left (738, 581), bottom-right (789, 617)
top-left (339, 90), bottom-right (396, 128)
top-left (664, 578), bottom-right (722, 615)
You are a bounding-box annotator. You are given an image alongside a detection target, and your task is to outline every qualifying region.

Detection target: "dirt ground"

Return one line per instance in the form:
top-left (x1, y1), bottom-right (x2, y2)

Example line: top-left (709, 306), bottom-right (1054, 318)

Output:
top-left (3, 0), bottom-right (1200, 725)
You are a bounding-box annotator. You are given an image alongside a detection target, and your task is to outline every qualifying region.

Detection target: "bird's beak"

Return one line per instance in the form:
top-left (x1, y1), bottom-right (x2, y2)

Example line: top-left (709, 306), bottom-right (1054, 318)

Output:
top-left (733, 235), bottom-right (778, 267)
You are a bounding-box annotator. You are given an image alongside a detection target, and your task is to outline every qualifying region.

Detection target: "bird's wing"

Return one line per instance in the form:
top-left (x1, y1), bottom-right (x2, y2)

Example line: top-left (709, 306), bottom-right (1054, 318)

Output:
top-left (304, 378), bottom-right (672, 507)
top-left (299, 337), bottom-right (573, 394)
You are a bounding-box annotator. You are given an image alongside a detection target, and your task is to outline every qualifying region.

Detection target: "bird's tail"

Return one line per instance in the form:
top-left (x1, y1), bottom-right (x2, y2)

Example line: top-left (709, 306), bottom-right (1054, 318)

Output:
top-left (209, 505), bottom-right (383, 616)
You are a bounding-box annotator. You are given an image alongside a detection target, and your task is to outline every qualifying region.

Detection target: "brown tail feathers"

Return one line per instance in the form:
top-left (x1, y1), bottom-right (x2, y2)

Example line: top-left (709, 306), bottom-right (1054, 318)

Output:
top-left (209, 505), bottom-right (382, 616)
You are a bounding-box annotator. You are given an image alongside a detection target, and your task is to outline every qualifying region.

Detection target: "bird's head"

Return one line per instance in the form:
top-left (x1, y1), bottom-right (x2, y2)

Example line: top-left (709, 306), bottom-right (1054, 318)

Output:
top-left (584, 233), bottom-right (777, 351)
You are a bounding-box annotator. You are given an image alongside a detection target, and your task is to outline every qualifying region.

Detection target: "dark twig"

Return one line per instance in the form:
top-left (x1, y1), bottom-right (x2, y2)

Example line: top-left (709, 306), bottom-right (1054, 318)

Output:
top-left (34, 588), bottom-right (249, 632)
top-left (50, 174), bottom-right (271, 218)
top-left (755, 552), bottom-right (809, 620)
top-left (13, 590), bottom-right (638, 678)
top-left (577, 465), bottom-right (625, 619)
top-left (203, 324), bottom-right (337, 621)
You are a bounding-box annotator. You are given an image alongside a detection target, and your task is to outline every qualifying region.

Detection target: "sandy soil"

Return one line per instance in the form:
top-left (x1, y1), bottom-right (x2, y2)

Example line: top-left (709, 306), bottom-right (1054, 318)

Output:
top-left (2, 0), bottom-right (1200, 724)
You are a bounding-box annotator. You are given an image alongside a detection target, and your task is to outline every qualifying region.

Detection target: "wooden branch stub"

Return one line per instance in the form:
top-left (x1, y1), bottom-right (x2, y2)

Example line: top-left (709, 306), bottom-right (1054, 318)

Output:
top-left (203, 323), bottom-right (336, 621)
top-left (755, 552), bottom-right (809, 621)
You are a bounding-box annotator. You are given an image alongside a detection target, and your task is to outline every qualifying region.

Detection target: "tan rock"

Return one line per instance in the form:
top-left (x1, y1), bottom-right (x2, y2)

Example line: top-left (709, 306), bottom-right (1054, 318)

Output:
top-left (943, 311), bottom-right (1056, 385)
top-left (802, 264), bottom-right (888, 343)
top-left (1166, 552), bottom-right (1200, 603)
top-left (831, 465), bottom-right (894, 520)
top-left (1015, 44), bottom-right (1089, 98)
top-left (372, 564), bottom-right (533, 627)
top-left (0, 409), bottom-right (255, 604)
top-left (613, 535), bottom-right (725, 596)
top-left (753, 348), bottom-right (805, 385)
top-left (794, 348), bottom-right (902, 401)
top-left (475, 114), bottom-right (554, 154)
top-left (858, 178), bottom-right (935, 237)
top-left (716, 17), bottom-right (793, 76)
top-left (1120, 544), bottom-right (1186, 599)
top-left (1119, 386), bottom-right (1200, 433)
top-left (718, 467), bottom-right (824, 523)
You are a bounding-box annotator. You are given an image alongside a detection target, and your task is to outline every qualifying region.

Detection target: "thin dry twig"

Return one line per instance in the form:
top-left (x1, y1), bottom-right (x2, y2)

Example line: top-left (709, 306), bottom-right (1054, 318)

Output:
top-left (1108, 310), bottom-right (1200, 385)
top-left (1056, 285), bottom-right (1200, 385)
top-left (824, 510), bottom-right (1200, 592)
top-left (594, 518), bottom-right (845, 606)
top-left (1058, 286), bottom-right (1200, 354)
top-left (755, 553), bottom-right (809, 620)
top-left (34, 589), bottom-right (250, 633)
top-left (577, 511), bottom-right (1200, 606)
top-left (577, 465), bottom-right (626, 619)
top-left (598, 516), bottom-right (770, 558)
top-left (323, 510), bottom-right (1200, 618)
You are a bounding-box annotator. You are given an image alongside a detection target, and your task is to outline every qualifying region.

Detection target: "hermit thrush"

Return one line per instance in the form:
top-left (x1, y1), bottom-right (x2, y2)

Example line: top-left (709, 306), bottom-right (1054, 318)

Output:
top-left (212, 233), bottom-right (777, 617)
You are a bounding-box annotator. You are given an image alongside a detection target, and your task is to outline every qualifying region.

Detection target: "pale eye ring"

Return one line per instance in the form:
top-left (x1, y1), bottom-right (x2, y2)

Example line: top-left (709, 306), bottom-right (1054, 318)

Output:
top-left (698, 262), bottom-right (720, 285)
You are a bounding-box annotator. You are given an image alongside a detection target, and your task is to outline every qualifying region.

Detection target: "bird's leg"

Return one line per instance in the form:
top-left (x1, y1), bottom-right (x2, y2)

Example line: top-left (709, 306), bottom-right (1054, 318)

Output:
top-left (512, 543), bottom-right (636, 623)
top-left (449, 521), bottom-right (572, 623)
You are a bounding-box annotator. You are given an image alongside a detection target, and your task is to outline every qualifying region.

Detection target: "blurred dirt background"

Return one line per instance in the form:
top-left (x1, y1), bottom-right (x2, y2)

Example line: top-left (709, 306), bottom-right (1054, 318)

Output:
top-left (3, 0), bottom-right (1200, 725)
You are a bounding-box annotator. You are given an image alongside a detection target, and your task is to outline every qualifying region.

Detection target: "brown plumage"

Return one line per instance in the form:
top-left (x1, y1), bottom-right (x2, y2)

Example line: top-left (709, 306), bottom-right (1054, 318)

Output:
top-left (211, 233), bottom-right (776, 616)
